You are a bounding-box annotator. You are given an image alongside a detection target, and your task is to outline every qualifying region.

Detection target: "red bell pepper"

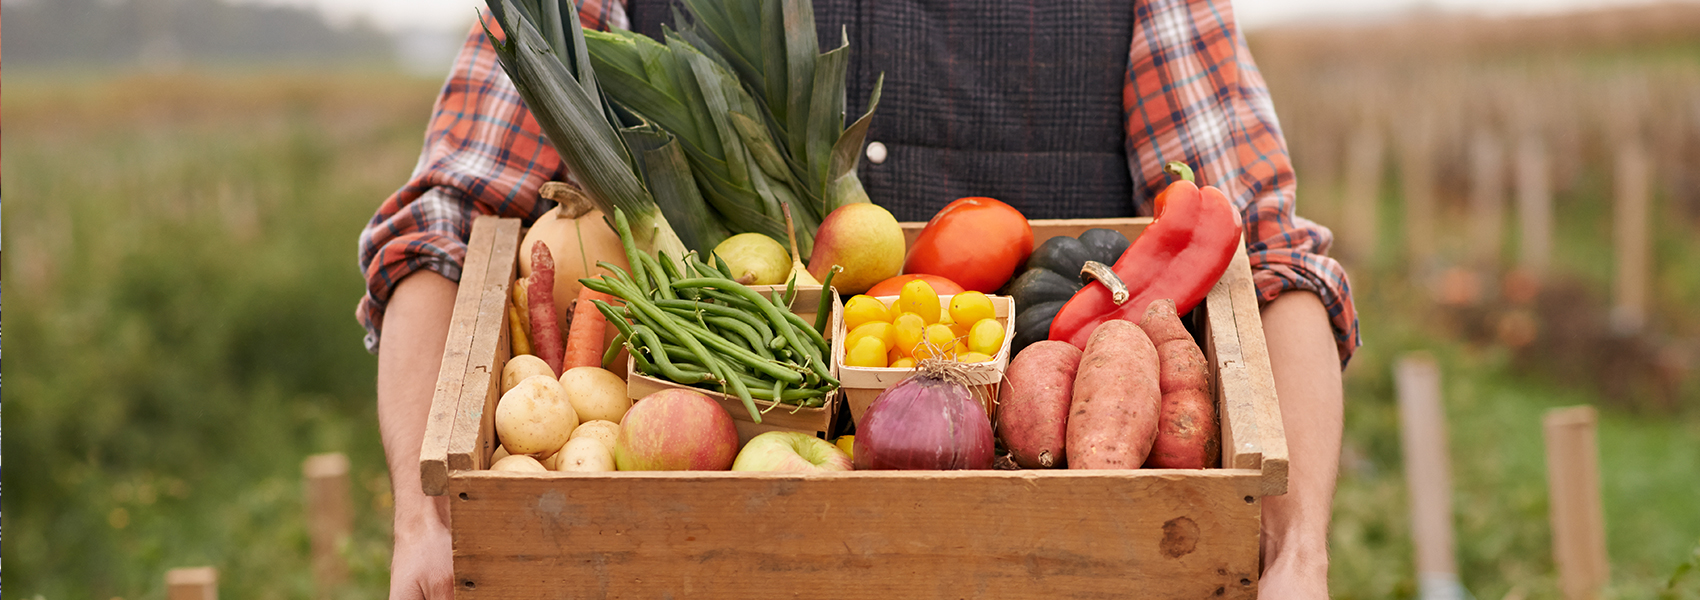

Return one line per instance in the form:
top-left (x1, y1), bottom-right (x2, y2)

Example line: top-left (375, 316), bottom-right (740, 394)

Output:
top-left (1047, 162), bottom-right (1242, 349)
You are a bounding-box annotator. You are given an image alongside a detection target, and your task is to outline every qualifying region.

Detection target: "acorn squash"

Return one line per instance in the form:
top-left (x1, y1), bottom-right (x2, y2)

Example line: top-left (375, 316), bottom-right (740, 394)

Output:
top-left (1005, 228), bottom-right (1130, 355)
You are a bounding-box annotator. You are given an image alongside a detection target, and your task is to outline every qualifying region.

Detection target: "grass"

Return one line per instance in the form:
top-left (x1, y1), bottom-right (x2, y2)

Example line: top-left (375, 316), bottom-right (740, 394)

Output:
top-left (4, 59), bottom-right (1698, 599)
top-left (4, 70), bottom-right (442, 599)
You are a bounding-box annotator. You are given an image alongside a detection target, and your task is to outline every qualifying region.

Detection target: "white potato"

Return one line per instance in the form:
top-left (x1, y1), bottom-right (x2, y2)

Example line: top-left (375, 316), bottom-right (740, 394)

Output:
top-left (495, 375), bottom-right (579, 456)
top-left (491, 444), bottom-right (511, 464)
top-left (559, 367), bottom-right (632, 423)
top-left (503, 355), bottom-right (557, 396)
top-left (490, 454), bottom-right (548, 473)
top-left (569, 420), bottom-right (621, 453)
top-left (554, 436), bottom-right (616, 472)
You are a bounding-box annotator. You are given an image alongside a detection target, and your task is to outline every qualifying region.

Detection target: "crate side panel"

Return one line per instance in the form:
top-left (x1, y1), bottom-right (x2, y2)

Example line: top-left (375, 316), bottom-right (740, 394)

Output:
top-left (1223, 244), bottom-right (1289, 496)
top-left (448, 218), bottom-right (521, 472)
top-left (449, 470), bottom-right (1260, 599)
top-left (421, 216), bottom-right (502, 496)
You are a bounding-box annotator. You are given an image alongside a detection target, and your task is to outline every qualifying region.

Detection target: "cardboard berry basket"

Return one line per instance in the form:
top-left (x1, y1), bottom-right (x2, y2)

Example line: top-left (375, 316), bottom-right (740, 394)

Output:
top-left (419, 216), bottom-right (1288, 599)
top-left (834, 292), bottom-right (1015, 426)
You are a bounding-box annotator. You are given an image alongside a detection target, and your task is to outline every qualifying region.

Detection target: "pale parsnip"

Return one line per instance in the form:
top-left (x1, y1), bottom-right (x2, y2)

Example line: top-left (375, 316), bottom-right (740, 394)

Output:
top-left (496, 375), bottom-right (580, 456)
top-left (560, 367), bottom-right (631, 423)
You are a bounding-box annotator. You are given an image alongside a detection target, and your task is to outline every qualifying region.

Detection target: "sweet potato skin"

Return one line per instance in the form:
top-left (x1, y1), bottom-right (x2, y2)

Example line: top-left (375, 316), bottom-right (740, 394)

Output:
top-left (997, 341), bottom-right (1083, 468)
top-left (1137, 299), bottom-right (1220, 469)
top-left (1066, 320), bottom-right (1162, 469)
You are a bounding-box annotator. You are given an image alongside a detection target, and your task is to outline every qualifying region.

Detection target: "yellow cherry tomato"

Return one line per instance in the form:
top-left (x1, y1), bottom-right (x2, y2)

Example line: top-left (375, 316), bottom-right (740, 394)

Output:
top-left (842, 295), bottom-right (892, 332)
top-left (967, 318), bottom-right (1007, 356)
top-left (887, 344), bottom-right (905, 365)
top-left (948, 291), bottom-right (997, 327)
top-left (957, 351), bottom-right (994, 363)
top-left (892, 312), bottom-right (927, 356)
top-left (845, 335), bottom-right (888, 368)
top-left (845, 321), bottom-right (897, 354)
top-left (953, 340), bottom-right (970, 358)
top-left (889, 356), bottom-right (917, 369)
top-left (897, 279), bottom-right (941, 324)
top-left (914, 323), bottom-right (957, 360)
top-left (835, 435), bottom-right (855, 458)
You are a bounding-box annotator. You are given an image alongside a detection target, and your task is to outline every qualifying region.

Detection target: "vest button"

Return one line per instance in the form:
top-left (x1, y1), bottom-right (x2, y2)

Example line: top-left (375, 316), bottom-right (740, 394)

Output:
top-left (866, 141), bottom-right (888, 165)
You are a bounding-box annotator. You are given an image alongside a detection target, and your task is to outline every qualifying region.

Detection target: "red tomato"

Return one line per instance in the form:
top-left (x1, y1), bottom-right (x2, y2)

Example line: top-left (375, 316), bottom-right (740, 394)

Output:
top-left (866, 274), bottom-right (966, 298)
top-left (902, 197), bottom-right (1033, 292)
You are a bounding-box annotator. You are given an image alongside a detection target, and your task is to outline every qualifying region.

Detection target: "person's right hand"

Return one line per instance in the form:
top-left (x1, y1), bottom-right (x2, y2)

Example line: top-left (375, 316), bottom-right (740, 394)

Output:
top-left (389, 516), bottom-right (454, 600)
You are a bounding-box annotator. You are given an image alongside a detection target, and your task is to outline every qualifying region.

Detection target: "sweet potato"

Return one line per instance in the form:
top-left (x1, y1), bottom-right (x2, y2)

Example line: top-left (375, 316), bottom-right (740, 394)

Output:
top-left (1137, 299), bottom-right (1220, 468)
top-left (527, 243), bottom-right (565, 375)
top-left (1066, 320), bottom-right (1162, 469)
top-left (997, 341), bottom-right (1083, 468)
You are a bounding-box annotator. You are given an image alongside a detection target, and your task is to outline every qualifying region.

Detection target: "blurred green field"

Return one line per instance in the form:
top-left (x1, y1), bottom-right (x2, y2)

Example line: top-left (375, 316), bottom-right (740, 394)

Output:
top-left (4, 71), bottom-right (441, 599)
top-left (5, 47), bottom-right (1699, 600)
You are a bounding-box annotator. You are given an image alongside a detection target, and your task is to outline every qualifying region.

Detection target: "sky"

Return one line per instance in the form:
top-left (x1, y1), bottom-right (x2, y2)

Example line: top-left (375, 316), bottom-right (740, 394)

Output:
top-left (230, 0), bottom-right (1695, 33)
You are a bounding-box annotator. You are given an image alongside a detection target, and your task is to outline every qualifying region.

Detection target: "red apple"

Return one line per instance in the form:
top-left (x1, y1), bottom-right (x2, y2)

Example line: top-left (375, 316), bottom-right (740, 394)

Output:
top-left (731, 431), bottom-right (853, 472)
top-left (614, 389), bottom-right (739, 471)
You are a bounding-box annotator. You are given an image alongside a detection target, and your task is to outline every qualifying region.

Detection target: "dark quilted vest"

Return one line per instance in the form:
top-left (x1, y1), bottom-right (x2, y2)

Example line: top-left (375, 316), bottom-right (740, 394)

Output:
top-left (628, 0), bottom-right (1136, 221)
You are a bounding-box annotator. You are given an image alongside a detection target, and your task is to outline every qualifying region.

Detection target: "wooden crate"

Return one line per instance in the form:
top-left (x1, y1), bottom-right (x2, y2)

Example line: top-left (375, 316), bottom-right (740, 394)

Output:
top-left (420, 216), bottom-right (1289, 599)
top-left (624, 285), bottom-right (844, 445)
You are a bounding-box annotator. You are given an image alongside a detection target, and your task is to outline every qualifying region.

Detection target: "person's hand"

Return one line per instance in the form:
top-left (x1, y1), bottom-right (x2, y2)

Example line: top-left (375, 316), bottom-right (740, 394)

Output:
top-left (1257, 546), bottom-right (1329, 599)
top-left (389, 515), bottom-right (454, 600)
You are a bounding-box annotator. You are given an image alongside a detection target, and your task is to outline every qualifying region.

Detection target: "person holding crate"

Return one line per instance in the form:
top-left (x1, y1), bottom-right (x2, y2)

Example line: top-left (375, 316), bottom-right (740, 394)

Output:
top-left (359, 0), bottom-right (1360, 597)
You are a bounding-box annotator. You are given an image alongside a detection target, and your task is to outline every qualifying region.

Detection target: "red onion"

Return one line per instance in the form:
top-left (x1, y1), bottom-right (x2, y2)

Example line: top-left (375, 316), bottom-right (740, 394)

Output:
top-left (853, 360), bottom-right (995, 470)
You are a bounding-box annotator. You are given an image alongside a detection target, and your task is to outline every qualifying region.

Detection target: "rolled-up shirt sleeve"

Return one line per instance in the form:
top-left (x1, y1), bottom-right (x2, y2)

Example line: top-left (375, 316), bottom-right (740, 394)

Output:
top-left (1123, 0), bottom-right (1361, 364)
top-left (357, 3), bottom-right (629, 353)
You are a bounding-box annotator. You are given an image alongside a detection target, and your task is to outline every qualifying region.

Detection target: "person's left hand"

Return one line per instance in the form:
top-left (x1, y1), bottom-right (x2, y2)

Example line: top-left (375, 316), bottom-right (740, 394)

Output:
top-left (1257, 548), bottom-right (1329, 599)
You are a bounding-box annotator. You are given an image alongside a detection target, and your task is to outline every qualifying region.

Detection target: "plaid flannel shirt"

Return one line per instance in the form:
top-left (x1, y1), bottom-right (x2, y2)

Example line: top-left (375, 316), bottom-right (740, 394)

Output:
top-left (357, 0), bottom-right (1361, 364)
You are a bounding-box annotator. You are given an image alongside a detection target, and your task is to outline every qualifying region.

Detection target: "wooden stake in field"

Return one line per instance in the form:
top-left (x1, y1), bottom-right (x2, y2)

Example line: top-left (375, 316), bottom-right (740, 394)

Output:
top-left (1339, 126), bottom-right (1385, 265)
top-left (1515, 135), bottom-right (1553, 278)
top-left (1543, 406), bottom-right (1610, 600)
top-left (166, 566), bottom-right (218, 600)
top-left (1611, 141), bottom-right (1651, 334)
top-left (1394, 354), bottom-right (1467, 600)
top-left (1398, 114), bottom-right (1438, 276)
top-left (1468, 132), bottom-right (1506, 272)
top-left (303, 452), bottom-right (353, 596)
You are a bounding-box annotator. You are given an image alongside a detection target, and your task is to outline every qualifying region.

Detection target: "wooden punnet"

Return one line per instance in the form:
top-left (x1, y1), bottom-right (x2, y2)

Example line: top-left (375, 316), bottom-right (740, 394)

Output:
top-left (420, 216), bottom-right (1288, 599)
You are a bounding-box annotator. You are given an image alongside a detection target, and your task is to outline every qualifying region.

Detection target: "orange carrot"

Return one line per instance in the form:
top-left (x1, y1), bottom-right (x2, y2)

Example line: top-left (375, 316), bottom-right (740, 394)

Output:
top-left (527, 243), bottom-right (565, 375)
top-left (564, 288), bottom-right (615, 370)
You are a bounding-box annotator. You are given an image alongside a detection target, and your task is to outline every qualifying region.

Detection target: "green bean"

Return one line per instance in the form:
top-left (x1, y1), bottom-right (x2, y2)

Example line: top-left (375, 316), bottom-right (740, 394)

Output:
top-left (612, 209), bottom-right (647, 295)
top-left (591, 299), bottom-right (635, 339)
top-left (704, 315), bottom-right (774, 360)
top-left (652, 299), bottom-right (774, 341)
top-left (630, 325), bottom-right (713, 384)
top-left (712, 252), bottom-right (735, 280)
top-left (813, 265), bottom-right (841, 335)
top-left (768, 335), bottom-right (788, 351)
top-left (781, 272), bottom-right (798, 306)
top-left (636, 307), bottom-right (804, 384)
top-left (639, 252), bottom-right (676, 300)
top-left (602, 332), bottom-right (628, 371)
top-left (658, 252), bottom-right (697, 300)
top-left (599, 277), bottom-right (756, 419)
top-left (670, 278), bottom-right (835, 384)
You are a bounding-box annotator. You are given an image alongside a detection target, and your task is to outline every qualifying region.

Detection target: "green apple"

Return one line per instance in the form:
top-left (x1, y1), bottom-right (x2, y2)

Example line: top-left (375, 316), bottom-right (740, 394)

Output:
top-left (731, 431), bottom-right (853, 472)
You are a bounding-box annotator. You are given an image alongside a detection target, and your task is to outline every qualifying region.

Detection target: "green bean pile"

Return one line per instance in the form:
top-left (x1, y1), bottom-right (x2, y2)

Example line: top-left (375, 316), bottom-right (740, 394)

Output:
top-left (580, 210), bottom-right (840, 423)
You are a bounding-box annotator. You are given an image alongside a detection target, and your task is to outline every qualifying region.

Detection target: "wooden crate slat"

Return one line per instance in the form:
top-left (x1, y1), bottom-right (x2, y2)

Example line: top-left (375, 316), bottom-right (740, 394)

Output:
top-left (1224, 243), bottom-right (1290, 496)
top-left (449, 470), bottom-right (1262, 599)
top-left (1206, 243), bottom-right (1264, 472)
top-left (447, 218), bottom-right (522, 473)
top-left (421, 216), bottom-right (502, 496)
